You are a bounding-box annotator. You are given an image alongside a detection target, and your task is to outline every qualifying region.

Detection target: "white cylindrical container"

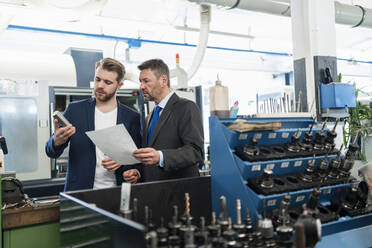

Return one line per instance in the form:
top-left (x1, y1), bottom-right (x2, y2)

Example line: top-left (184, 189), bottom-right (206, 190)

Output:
top-left (209, 78), bottom-right (229, 118)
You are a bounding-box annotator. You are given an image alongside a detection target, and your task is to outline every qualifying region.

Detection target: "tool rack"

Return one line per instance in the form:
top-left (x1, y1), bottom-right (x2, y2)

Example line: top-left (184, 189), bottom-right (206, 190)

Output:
top-left (209, 116), bottom-right (372, 238)
top-left (59, 176), bottom-right (211, 248)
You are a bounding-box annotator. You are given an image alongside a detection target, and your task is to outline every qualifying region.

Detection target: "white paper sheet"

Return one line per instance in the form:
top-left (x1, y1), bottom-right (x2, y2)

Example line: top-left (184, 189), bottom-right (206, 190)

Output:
top-left (86, 124), bottom-right (139, 165)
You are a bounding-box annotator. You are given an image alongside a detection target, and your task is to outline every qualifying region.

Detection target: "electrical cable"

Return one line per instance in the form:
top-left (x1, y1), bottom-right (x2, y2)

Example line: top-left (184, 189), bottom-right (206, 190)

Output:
top-left (352, 5), bottom-right (366, 28)
top-left (226, 0), bottom-right (240, 10)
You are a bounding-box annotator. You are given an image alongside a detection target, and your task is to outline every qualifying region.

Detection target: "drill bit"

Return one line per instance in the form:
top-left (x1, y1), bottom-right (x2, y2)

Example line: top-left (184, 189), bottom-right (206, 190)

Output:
top-left (132, 198), bottom-right (138, 222)
top-left (338, 143), bottom-right (344, 155)
top-left (184, 193), bottom-right (190, 216)
top-left (245, 208), bottom-right (253, 233)
top-left (321, 121), bottom-right (327, 132)
top-left (200, 216), bottom-right (206, 231)
top-left (219, 196), bottom-right (227, 221)
top-left (173, 205), bottom-right (179, 222)
top-left (308, 120), bottom-right (315, 133)
top-left (211, 211), bottom-right (216, 225)
top-left (145, 205), bottom-right (149, 227)
top-left (208, 211), bottom-right (221, 238)
top-left (169, 205), bottom-right (181, 236)
top-left (234, 199), bottom-right (246, 238)
top-left (219, 196), bottom-right (229, 233)
top-left (332, 119), bottom-right (339, 132)
top-left (236, 199), bottom-right (242, 225)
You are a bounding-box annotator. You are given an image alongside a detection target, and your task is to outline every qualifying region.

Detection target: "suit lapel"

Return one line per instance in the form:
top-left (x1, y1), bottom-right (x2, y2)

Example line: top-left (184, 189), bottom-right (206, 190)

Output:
top-left (87, 98), bottom-right (96, 167)
top-left (143, 114), bottom-right (152, 146)
top-left (146, 111), bottom-right (153, 129)
top-left (87, 98), bottom-right (95, 131)
top-left (116, 101), bottom-right (124, 125)
top-left (148, 94), bottom-right (179, 146)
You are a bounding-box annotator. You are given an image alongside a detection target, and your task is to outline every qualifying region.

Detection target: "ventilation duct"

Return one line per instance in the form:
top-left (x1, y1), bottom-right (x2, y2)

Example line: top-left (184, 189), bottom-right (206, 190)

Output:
top-left (188, 0), bottom-right (372, 29)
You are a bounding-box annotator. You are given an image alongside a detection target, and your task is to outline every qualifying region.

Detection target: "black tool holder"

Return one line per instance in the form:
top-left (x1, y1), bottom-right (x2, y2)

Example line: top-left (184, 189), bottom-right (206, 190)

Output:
top-left (0, 136), bottom-right (8, 155)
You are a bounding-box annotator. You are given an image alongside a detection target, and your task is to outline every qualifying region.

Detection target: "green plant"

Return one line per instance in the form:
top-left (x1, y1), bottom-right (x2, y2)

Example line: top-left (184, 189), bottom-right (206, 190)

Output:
top-left (342, 85), bottom-right (372, 160)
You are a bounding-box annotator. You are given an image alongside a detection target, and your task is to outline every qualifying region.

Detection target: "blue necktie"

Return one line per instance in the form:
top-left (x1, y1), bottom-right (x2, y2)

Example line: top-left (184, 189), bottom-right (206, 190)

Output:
top-left (147, 106), bottom-right (162, 145)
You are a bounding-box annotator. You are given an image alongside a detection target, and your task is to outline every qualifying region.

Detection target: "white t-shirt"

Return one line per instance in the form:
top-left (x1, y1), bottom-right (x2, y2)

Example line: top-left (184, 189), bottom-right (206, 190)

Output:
top-left (93, 107), bottom-right (118, 189)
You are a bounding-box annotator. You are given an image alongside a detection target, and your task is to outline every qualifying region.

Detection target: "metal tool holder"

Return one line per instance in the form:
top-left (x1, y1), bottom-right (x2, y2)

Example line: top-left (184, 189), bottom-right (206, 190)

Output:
top-left (209, 116), bottom-right (372, 237)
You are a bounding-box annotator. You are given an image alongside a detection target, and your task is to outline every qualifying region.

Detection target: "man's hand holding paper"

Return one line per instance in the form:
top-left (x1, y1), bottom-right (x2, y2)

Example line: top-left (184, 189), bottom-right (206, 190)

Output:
top-left (86, 124), bottom-right (139, 165)
top-left (101, 157), bottom-right (121, 171)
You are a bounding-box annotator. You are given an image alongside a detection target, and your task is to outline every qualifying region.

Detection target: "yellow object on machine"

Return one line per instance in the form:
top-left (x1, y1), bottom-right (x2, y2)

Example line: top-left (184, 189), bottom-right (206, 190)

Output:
top-left (227, 119), bottom-right (282, 132)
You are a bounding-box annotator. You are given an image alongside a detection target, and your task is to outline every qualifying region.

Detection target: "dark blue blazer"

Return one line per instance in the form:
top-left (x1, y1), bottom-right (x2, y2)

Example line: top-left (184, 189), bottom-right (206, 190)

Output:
top-left (45, 98), bottom-right (141, 191)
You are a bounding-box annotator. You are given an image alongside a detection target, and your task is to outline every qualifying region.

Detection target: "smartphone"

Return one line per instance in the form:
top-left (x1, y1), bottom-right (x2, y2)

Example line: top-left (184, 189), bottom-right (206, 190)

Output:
top-left (53, 111), bottom-right (71, 127)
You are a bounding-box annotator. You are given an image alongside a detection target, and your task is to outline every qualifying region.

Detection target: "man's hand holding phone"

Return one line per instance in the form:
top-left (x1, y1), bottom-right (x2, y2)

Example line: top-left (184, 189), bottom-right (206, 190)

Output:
top-left (53, 112), bottom-right (75, 148)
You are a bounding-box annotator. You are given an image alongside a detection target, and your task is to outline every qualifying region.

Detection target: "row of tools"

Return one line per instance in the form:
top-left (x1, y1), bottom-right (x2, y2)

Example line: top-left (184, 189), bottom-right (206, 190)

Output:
top-left (268, 181), bottom-right (372, 228)
top-left (121, 184), bottom-right (370, 248)
top-left (120, 193), bottom-right (322, 248)
top-left (235, 120), bottom-right (342, 162)
top-left (236, 119), bottom-right (360, 196)
top-left (249, 135), bottom-right (359, 195)
top-left (256, 93), bottom-right (295, 114)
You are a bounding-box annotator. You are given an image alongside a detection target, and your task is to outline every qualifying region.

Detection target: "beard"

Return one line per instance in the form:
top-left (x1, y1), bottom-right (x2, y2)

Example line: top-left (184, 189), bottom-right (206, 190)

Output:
top-left (94, 89), bottom-right (116, 102)
top-left (142, 90), bottom-right (155, 102)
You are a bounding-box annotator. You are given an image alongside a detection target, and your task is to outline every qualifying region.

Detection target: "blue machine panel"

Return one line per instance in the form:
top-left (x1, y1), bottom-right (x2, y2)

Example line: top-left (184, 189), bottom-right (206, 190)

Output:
top-left (319, 82), bottom-right (356, 109)
top-left (319, 224), bottom-right (372, 247)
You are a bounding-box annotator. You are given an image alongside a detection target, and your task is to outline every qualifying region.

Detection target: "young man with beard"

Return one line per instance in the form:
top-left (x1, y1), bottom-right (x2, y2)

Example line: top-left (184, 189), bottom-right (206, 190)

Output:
top-left (124, 59), bottom-right (203, 183)
top-left (46, 58), bottom-right (141, 191)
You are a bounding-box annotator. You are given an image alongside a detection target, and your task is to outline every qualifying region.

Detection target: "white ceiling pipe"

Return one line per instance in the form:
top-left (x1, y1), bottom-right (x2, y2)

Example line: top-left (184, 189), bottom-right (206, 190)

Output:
top-left (334, 1), bottom-right (372, 28)
top-left (175, 25), bottom-right (255, 39)
top-left (170, 4), bottom-right (211, 82)
top-left (188, 0), bottom-right (291, 17)
top-left (188, 0), bottom-right (372, 29)
top-left (186, 4), bottom-right (211, 81)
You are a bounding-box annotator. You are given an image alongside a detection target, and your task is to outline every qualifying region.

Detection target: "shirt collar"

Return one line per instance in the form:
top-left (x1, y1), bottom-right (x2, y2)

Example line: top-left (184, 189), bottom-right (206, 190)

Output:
top-left (157, 91), bottom-right (174, 109)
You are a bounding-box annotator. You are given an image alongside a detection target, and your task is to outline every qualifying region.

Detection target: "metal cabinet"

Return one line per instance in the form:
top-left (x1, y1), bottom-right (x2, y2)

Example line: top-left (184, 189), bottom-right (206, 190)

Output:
top-left (3, 223), bottom-right (60, 248)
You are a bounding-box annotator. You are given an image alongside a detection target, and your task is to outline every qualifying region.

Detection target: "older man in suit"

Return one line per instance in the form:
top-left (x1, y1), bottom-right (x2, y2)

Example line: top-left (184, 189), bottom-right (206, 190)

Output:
top-left (124, 59), bottom-right (204, 182)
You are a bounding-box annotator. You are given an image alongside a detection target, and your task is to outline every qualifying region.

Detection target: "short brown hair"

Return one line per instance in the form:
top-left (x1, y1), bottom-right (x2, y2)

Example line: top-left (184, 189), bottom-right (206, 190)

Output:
top-left (138, 59), bottom-right (170, 87)
top-left (95, 58), bottom-right (125, 83)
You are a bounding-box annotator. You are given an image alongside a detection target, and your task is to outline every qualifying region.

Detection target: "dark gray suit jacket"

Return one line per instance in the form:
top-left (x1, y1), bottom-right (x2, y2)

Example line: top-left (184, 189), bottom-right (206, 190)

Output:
top-left (139, 93), bottom-right (204, 182)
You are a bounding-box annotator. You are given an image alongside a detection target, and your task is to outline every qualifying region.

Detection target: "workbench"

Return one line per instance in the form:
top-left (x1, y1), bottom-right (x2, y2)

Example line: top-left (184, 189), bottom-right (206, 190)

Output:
top-left (0, 175), bottom-right (61, 248)
top-left (2, 205), bottom-right (60, 248)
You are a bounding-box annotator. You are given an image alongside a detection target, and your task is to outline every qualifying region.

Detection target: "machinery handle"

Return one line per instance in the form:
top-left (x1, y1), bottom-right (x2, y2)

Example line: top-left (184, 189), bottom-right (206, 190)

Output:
top-left (0, 136), bottom-right (8, 155)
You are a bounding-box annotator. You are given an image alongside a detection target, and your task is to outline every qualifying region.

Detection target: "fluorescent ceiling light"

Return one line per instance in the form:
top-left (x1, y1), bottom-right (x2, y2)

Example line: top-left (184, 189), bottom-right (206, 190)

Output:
top-left (174, 25), bottom-right (255, 39)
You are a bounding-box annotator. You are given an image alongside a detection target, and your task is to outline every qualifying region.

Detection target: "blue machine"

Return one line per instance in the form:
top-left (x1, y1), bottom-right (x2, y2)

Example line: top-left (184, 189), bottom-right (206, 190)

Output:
top-left (319, 82), bottom-right (356, 118)
top-left (319, 83), bottom-right (356, 109)
top-left (209, 116), bottom-right (372, 246)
